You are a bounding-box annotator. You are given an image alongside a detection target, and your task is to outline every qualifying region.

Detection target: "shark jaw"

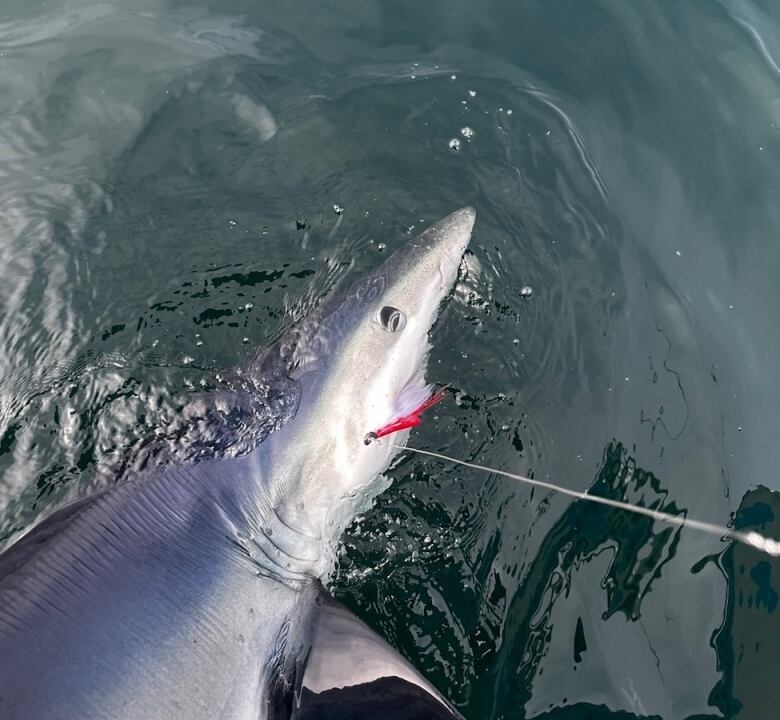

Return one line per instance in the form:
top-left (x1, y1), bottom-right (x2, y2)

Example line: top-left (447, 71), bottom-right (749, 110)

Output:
top-left (253, 207), bottom-right (476, 579)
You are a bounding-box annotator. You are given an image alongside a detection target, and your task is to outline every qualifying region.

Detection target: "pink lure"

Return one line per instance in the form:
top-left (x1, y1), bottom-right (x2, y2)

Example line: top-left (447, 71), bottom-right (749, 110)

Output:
top-left (371, 386), bottom-right (448, 439)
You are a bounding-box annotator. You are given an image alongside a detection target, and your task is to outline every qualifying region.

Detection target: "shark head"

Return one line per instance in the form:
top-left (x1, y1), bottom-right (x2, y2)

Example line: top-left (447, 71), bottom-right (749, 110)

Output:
top-left (258, 207), bottom-right (475, 555)
top-left (323, 206), bottom-right (475, 442)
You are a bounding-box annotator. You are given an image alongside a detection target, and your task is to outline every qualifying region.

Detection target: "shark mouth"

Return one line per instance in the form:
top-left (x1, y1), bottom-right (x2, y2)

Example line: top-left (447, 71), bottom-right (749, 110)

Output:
top-left (368, 384), bottom-right (448, 441)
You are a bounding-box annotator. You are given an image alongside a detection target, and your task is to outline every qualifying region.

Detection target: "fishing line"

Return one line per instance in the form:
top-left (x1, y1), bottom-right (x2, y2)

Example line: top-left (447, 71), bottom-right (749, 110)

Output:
top-left (377, 440), bottom-right (780, 558)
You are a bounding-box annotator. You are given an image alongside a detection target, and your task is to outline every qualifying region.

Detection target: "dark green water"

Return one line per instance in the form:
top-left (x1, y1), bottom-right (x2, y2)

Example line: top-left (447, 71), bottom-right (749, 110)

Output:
top-left (2, 1), bottom-right (780, 718)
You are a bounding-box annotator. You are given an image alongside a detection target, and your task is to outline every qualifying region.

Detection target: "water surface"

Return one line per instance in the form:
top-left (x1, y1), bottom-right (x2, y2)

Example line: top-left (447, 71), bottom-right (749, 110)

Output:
top-left (1, 1), bottom-right (779, 718)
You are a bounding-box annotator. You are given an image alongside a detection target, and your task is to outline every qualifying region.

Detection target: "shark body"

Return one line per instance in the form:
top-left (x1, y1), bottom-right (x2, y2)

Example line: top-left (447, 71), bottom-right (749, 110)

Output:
top-left (0, 208), bottom-right (476, 719)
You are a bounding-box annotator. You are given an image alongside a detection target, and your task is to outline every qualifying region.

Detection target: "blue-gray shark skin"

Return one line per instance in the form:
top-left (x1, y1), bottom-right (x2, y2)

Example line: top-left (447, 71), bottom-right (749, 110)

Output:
top-left (0, 208), bottom-right (476, 720)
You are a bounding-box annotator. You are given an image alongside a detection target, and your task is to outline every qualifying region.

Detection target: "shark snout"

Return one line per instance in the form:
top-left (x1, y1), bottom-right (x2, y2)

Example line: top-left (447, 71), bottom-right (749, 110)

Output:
top-left (410, 206), bottom-right (475, 289)
top-left (445, 206), bottom-right (476, 252)
top-left (430, 206), bottom-right (475, 263)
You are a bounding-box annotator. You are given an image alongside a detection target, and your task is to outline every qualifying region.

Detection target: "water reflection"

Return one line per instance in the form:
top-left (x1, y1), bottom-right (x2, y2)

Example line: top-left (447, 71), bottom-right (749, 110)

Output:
top-left (709, 486), bottom-right (780, 719)
top-left (336, 439), bottom-right (780, 719)
top-left (491, 440), bottom-right (687, 718)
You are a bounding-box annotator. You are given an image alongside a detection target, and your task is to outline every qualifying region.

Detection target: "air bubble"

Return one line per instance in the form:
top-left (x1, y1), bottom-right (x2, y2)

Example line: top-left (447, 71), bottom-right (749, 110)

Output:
top-left (468, 89), bottom-right (477, 97)
top-left (460, 126), bottom-right (474, 140)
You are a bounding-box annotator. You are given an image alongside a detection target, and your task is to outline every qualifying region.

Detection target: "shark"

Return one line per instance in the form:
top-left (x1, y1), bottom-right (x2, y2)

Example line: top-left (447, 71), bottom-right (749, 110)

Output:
top-left (0, 207), bottom-right (476, 719)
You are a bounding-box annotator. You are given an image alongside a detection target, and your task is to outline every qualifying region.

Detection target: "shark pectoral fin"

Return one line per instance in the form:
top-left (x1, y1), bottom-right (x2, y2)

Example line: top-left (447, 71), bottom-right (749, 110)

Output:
top-left (292, 588), bottom-right (462, 720)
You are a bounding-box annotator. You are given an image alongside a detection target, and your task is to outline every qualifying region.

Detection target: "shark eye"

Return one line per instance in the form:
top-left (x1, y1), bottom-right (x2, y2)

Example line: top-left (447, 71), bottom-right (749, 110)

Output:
top-left (378, 305), bottom-right (406, 332)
